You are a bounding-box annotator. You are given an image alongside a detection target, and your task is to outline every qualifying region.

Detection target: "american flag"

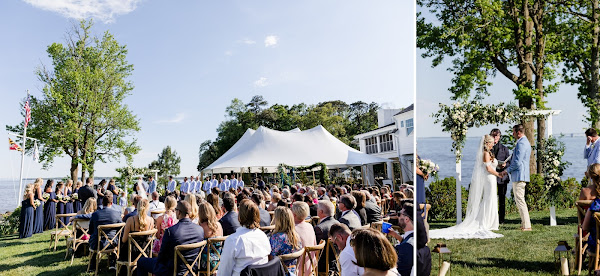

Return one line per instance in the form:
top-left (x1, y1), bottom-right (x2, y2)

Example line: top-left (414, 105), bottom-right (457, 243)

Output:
top-left (24, 94), bottom-right (31, 128)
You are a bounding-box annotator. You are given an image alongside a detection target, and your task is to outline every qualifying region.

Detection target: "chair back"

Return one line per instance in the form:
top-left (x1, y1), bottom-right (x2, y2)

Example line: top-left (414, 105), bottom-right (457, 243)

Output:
top-left (174, 240), bottom-right (207, 276)
top-left (96, 222), bottom-right (126, 253)
top-left (278, 248), bottom-right (305, 275)
top-left (260, 225), bottom-right (275, 235)
top-left (205, 236), bottom-right (228, 275)
top-left (324, 238), bottom-right (341, 273)
top-left (310, 216), bottom-right (319, 227)
top-left (302, 240), bottom-right (325, 276)
top-left (125, 228), bottom-right (157, 264)
top-left (56, 213), bottom-right (77, 235)
top-left (240, 255), bottom-right (285, 276)
top-left (72, 218), bottom-right (91, 243)
top-left (419, 203), bottom-right (432, 221)
top-left (371, 221), bottom-right (383, 232)
top-left (577, 200), bottom-right (593, 226)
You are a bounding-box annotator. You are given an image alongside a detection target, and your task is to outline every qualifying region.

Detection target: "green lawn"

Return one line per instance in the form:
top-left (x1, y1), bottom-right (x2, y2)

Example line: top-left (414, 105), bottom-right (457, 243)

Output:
top-left (428, 208), bottom-right (580, 275)
top-left (0, 230), bottom-right (113, 276)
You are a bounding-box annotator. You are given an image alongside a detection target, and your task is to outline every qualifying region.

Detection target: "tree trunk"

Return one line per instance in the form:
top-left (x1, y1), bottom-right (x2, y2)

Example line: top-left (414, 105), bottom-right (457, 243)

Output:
top-left (593, 0), bottom-right (600, 129)
top-left (70, 159), bottom-right (78, 183)
top-left (522, 0), bottom-right (538, 174)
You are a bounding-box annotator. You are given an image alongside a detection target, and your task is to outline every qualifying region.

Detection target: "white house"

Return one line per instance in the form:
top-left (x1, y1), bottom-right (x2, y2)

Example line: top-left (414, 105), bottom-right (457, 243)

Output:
top-left (354, 104), bottom-right (414, 184)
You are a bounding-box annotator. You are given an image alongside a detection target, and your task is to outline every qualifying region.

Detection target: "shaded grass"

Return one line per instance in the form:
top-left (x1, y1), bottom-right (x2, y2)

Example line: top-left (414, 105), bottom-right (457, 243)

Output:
top-left (429, 208), bottom-right (579, 275)
top-left (0, 231), bottom-right (114, 275)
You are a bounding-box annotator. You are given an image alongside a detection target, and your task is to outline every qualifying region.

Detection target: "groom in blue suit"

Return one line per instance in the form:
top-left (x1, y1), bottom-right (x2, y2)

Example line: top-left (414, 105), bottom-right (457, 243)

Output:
top-left (502, 124), bottom-right (532, 231)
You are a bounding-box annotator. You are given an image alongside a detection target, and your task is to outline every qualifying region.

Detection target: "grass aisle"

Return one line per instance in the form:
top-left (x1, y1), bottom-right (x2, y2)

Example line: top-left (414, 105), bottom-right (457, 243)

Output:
top-left (0, 230), bottom-right (113, 276)
top-left (429, 208), bottom-right (579, 275)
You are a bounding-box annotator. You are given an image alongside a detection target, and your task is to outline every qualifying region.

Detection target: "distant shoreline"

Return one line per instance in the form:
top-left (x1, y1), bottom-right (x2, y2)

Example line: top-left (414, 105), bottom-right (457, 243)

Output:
top-left (419, 133), bottom-right (585, 139)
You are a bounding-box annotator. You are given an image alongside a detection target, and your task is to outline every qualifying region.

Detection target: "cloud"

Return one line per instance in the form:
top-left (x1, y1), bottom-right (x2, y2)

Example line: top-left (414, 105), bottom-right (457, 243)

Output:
top-left (264, 35), bottom-right (278, 47)
top-left (22, 0), bottom-right (141, 23)
top-left (240, 38), bottom-right (256, 45)
top-left (224, 50), bottom-right (233, 56)
top-left (254, 77), bottom-right (269, 88)
top-left (155, 113), bottom-right (186, 124)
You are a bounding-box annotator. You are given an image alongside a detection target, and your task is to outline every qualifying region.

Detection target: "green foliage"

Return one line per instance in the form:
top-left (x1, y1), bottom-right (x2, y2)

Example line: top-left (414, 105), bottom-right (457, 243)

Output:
top-left (278, 162), bottom-right (330, 186)
top-left (426, 177), bottom-right (469, 220)
top-left (0, 207), bottom-right (21, 236)
top-left (534, 136), bottom-right (571, 203)
top-left (512, 174), bottom-right (580, 211)
top-left (148, 146), bottom-right (181, 190)
top-left (115, 166), bottom-right (149, 194)
top-left (5, 19), bottom-right (140, 181)
top-left (197, 96), bottom-right (380, 171)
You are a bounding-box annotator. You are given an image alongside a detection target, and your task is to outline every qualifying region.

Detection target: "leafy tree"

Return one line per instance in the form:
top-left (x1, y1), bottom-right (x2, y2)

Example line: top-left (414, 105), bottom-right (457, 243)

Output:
top-left (418, 0), bottom-right (562, 173)
top-left (6, 20), bottom-right (140, 182)
top-left (148, 146), bottom-right (181, 190)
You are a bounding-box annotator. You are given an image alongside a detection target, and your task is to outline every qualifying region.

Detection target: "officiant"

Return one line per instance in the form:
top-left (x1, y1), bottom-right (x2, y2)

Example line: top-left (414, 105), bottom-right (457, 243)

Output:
top-left (491, 128), bottom-right (511, 224)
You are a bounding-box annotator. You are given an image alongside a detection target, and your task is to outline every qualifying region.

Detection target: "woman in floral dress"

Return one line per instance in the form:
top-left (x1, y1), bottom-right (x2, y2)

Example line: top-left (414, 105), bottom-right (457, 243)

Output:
top-left (270, 206), bottom-right (303, 276)
top-left (152, 196), bottom-right (178, 255)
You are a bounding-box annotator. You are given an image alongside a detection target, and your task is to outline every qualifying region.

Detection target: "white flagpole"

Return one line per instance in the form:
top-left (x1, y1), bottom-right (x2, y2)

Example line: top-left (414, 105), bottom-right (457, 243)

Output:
top-left (17, 90), bottom-right (29, 207)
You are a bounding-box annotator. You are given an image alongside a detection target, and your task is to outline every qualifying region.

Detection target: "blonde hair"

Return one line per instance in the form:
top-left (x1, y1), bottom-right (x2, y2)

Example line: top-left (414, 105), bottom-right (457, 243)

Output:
top-left (198, 202), bottom-right (219, 236)
top-left (76, 180), bottom-right (83, 188)
top-left (484, 134), bottom-right (495, 159)
top-left (273, 206), bottom-right (301, 249)
top-left (184, 194), bottom-right (199, 221)
top-left (33, 178), bottom-right (43, 191)
top-left (589, 163), bottom-right (600, 195)
top-left (66, 179), bottom-right (73, 188)
top-left (291, 201), bottom-right (310, 221)
top-left (24, 183), bottom-right (34, 200)
top-left (165, 196), bottom-right (177, 210)
top-left (137, 199), bottom-right (150, 231)
top-left (82, 198), bottom-right (97, 214)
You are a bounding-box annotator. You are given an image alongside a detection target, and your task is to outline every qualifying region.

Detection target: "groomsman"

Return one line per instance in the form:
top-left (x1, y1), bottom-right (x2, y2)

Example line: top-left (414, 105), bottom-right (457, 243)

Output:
top-left (585, 128), bottom-right (600, 170)
top-left (203, 177), bottom-right (212, 194)
top-left (491, 129), bottom-right (510, 224)
top-left (189, 176), bottom-right (197, 194)
top-left (147, 176), bottom-right (157, 194)
top-left (230, 174), bottom-right (238, 190)
top-left (211, 175), bottom-right (218, 187)
top-left (180, 177), bottom-right (189, 198)
top-left (219, 177), bottom-right (229, 192)
top-left (167, 176), bottom-right (176, 194)
top-left (237, 176), bottom-right (244, 189)
top-left (195, 176), bottom-right (203, 195)
top-left (501, 124), bottom-right (532, 231)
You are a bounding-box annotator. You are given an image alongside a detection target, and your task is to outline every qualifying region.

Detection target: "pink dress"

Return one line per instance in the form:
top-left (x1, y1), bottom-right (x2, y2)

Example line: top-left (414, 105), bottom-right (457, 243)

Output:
top-left (153, 212), bottom-right (178, 254)
top-left (295, 221), bottom-right (317, 276)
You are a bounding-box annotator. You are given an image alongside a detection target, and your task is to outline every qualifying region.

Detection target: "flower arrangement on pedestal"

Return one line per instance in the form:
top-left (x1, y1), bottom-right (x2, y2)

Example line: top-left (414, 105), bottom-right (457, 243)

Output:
top-left (536, 136), bottom-right (571, 203)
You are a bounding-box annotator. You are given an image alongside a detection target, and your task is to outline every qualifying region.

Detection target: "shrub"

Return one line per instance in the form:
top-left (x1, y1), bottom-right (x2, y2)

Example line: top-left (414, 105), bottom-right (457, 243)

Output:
top-left (558, 177), bottom-right (582, 208)
top-left (510, 174), bottom-right (582, 211)
top-left (0, 207), bottom-right (21, 236)
top-left (426, 177), bottom-right (469, 221)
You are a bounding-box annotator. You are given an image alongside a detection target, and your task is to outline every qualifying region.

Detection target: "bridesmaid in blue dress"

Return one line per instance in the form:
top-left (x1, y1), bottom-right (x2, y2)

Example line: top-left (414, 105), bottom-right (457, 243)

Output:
top-left (55, 182), bottom-right (67, 225)
top-left (19, 184), bottom-right (35, 239)
top-left (32, 178), bottom-right (45, 234)
top-left (73, 180), bottom-right (82, 213)
top-left (97, 179), bottom-right (106, 209)
top-left (43, 180), bottom-right (57, 230)
top-left (107, 179), bottom-right (119, 205)
top-left (415, 153), bottom-right (428, 218)
top-left (65, 179), bottom-right (74, 218)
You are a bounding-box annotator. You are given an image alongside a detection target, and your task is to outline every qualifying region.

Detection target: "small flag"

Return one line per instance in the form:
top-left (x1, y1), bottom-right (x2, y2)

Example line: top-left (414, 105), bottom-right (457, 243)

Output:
top-left (8, 138), bottom-right (22, 152)
top-left (33, 141), bottom-right (39, 162)
top-left (24, 93), bottom-right (31, 128)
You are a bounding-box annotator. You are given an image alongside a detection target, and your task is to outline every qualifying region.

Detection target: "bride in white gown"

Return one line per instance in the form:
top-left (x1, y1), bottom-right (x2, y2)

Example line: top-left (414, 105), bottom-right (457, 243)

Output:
top-left (429, 135), bottom-right (504, 239)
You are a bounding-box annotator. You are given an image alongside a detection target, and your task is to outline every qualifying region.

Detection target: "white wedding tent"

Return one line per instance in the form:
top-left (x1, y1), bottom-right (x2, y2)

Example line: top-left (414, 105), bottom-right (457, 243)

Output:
top-left (202, 125), bottom-right (390, 174)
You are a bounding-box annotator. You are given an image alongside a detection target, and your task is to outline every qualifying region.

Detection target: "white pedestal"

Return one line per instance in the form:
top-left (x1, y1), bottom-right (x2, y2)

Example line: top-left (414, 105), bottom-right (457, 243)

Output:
top-left (550, 205), bottom-right (557, 226)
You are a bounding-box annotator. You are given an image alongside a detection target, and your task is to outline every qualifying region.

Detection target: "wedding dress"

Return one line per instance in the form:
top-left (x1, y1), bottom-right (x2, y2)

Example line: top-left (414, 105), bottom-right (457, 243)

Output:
top-left (429, 136), bottom-right (504, 240)
top-left (136, 180), bottom-right (148, 199)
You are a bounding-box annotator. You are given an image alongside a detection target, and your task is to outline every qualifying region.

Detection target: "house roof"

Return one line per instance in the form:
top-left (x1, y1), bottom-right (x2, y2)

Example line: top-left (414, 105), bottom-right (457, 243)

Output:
top-left (395, 103), bottom-right (414, 116)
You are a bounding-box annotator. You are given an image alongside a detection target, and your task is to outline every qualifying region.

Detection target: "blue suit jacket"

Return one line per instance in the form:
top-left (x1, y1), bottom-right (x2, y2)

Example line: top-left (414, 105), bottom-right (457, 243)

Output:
top-left (507, 136), bottom-right (531, 182)
top-left (395, 232), bottom-right (414, 276)
top-left (155, 218), bottom-right (205, 276)
top-left (219, 211), bottom-right (241, 236)
top-left (89, 206), bottom-right (122, 251)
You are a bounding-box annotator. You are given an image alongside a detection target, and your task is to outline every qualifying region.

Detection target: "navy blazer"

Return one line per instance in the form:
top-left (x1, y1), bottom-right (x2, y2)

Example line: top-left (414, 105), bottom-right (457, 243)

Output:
top-left (155, 218), bottom-right (205, 276)
top-left (219, 211), bottom-right (241, 236)
top-left (89, 206), bottom-right (122, 251)
top-left (395, 232), bottom-right (414, 276)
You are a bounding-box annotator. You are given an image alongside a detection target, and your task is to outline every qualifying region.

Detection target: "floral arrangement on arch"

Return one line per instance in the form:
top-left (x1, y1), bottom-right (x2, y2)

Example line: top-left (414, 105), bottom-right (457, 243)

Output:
top-left (432, 100), bottom-right (525, 162)
top-left (536, 136), bottom-right (571, 203)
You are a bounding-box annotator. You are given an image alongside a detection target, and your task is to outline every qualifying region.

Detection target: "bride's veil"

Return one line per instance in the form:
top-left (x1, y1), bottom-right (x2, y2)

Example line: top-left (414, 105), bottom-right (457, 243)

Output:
top-left (463, 135), bottom-right (486, 221)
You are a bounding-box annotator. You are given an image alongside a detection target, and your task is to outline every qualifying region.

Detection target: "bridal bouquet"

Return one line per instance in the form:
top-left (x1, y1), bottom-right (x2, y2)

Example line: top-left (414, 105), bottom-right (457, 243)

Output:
top-left (63, 195), bottom-right (71, 201)
top-left (33, 199), bottom-right (40, 208)
top-left (56, 194), bottom-right (63, 200)
top-left (71, 193), bottom-right (78, 200)
top-left (419, 159), bottom-right (439, 178)
top-left (42, 193), bottom-right (50, 200)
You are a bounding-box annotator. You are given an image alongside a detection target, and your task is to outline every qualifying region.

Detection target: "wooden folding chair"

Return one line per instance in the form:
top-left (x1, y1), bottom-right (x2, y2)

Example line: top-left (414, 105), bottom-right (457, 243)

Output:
top-left (371, 221), bottom-right (383, 232)
top-left (66, 218), bottom-right (90, 265)
top-left (310, 216), bottom-right (320, 227)
top-left (50, 213), bottom-right (77, 251)
top-left (260, 225), bottom-right (275, 236)
top-left (151, 210), bottom-right (166, 219)
top-left (199, 236), bottom-right (228, 276)
top-left (279, 248), bottom-right (305, 275)
top-left (87, 222), bottom-right (126, 276)
top-left (116, 228), bottom-right (157, 276)
top-left (419, 203), bottom-right (432, 222)
top-left (301, 240), bottom-right (326, 276)
top-left (317, 238), bottom-right (340, 276)
top-left (174, 240), bottom-right (207, 276)
top-left (575, 200), bottom-right (592, 275)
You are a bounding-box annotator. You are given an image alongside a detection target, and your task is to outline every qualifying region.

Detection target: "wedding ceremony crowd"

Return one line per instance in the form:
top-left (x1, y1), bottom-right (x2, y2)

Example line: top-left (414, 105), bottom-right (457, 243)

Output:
top-left (16, 173), bottom-right (421, 276)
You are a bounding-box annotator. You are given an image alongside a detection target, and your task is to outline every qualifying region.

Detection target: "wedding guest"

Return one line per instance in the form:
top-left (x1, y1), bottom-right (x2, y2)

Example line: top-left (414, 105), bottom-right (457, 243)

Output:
top-left (119, 199), bottom-right (154, 262)
top-left (153, 196), bottom-right (178, 255)
top-left (149, 192), bottom-right (165, 218)
top-left (207, 193), bottom-right (223, 219)
top-left (491, 128), bottom-right (511, 224)
top-left (585, 128), bottom-right (600, 171)
top-left (219, 196), bottom-right (241, 236)
top-left (88, 193), bottom-right (122, 271)
top-left (314, 200), bottom-right (338, 274)
top-left (583, 181), bottom-right (600, 258)
top-left (292, 201), bottom-right (317, 276)
top-left (72, 198), bottom-right (98, 220)
top-left (123, 195), bottom-right (142, 222)
top-left (137, 201), bottom-right (204, 276)
top-left (43, 180), bottom-right (57, 230)
top-left (338, 194), bottom-right (361, 230)
top-left (362, 190), bottom-right (382, 224)
top-left (217, 199), bottom-right (271, 276)
top-left (33, 178), bottom-right (45, 234)
top-left (19, 183), bottom-right (35, 239)
top-left (251, 193), bottom-right (271, 227)
top-left (184, 194), bottom-right (199, 223)
top-left (199, 202), bottom-right (224, 272)
top-left (352, 228), bottom-right (398, 276)
top-left (268, 193), bottom-right (281, 211)
top-left (78, 177), bottom-right (97, 206)
top-left (386, 204), bottom-right (414, 276)
top-left (118, 191), bottom-right (127, 207)
top-left (582, 164), bottom-right (600, 200)
top-left (351, 191), bottom-right (367, 225)
top-left (270, 207), bottom-right (303, 276)
top-left (329, 223), bottom-right (363, 275)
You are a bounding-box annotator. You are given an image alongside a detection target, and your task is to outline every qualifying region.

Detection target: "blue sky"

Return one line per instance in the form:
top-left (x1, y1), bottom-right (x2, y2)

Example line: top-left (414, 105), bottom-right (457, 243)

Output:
top-left (0, 1), bottom-right (414, 179)
top-left (417, 7), bottom-right (587, 139)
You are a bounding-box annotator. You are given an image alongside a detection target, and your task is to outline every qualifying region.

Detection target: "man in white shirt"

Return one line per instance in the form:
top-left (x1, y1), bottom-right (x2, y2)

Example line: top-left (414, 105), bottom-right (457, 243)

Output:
top-left (329, 223), bottom-right (363, 276)
top-left (219, 178), bottom-right (229, 192)
top-left (203, 177), bottom-right (212, 194)
top-left (180, 177), bottom-right (189, 198)
top-left (388, 203), bottom-right (414, 276)
top-left (195, 176), bottom-right (203, 195)
top-left (189, 175), bottom-right (197, 194)
top-left (223, 175), bottom-right (231, 190)
top-left (217, 199), bottom-right (271, 276)
top-left (148, 192), bottom-right (165, 219)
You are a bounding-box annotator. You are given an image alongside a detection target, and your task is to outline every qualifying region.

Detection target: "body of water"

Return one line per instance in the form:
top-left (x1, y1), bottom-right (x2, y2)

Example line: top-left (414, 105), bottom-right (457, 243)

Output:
top-left (417, 136), bottom-right (587, 191)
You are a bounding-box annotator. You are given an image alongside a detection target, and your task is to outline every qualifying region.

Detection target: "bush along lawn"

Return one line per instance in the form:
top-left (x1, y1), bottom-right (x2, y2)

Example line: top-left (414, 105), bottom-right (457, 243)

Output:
top-left (428, 207), bottom-right (579, 276)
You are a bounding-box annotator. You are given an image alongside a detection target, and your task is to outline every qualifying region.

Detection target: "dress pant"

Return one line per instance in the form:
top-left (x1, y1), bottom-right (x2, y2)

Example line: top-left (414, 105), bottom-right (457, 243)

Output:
top-left (512, 181), bottom-right (531, 229)
top-left (497, 183), bottom-right (507, 223)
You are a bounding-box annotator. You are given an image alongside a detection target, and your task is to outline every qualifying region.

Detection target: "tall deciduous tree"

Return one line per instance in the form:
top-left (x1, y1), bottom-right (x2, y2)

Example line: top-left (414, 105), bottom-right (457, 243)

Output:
top-left (148, 146), bottom-right (181, 190)
top-left (6, 20), bottom-right (140, 182)
top-left (418, 0), bottom-right (561, 173)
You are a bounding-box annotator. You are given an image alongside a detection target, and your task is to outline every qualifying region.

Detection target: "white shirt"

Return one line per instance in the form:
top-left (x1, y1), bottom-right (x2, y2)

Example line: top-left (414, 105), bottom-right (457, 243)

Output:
top-left (217, 227), bottom-right (271, 276)
top-left (148, 200), bottom-right (165, 219)
top-left (340, 236), bottom-right (364, 276)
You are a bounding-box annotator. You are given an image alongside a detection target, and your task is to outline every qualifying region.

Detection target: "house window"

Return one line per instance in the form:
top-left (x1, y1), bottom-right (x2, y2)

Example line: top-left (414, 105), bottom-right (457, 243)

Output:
top-left (379, 134), bottom-right (394, 152)
top-left (365, 137), bottom-right (378, 154)
top-left (401, 121), bottom-right (404, 127)
top-left (406, 119), bottom-right (413, 136)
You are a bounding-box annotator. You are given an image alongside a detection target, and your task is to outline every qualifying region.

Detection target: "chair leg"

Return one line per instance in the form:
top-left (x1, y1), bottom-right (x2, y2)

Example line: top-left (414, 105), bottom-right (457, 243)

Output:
top-left (87, 252), bottom-right (94, 272)
top-left (95, 253), bottom-right (100, 276)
